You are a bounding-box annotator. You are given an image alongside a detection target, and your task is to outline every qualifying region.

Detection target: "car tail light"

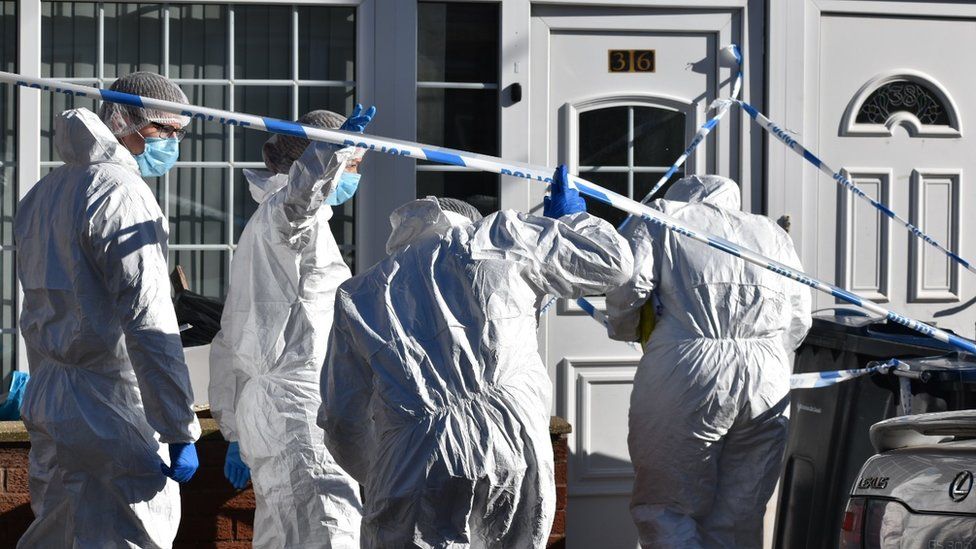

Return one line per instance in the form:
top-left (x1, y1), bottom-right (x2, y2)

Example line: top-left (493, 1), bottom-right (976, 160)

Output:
top-left (863, 499), bottom-right (910, 549)
top-left (839, 496), bottom-right (866, 548)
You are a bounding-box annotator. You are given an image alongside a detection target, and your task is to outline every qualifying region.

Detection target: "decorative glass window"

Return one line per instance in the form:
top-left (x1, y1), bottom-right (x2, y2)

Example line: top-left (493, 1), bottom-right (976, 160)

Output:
top-left (842, 71), bottom-right (961, 137)
top-left (855, 81), bottom-right (950, 126)
top-left (40, 2), bottom-right (357, 294)
top-left (577, 105), bottom-right (686, 226)
top-left (416, 2), bottom-right (499, 216)
top-left (1, 1), bottom-right (16, 377)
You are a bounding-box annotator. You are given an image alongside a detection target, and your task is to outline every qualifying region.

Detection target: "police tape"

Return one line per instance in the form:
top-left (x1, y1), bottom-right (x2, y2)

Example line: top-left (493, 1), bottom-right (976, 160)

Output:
top-left (736, 100), bottom-right (976, 277)
top-left (790, 361), bottom-right (896, 390)
top-left (642, 44), bottom-right (744, 201)
top-left (2, 70), bottom-right (974, 355)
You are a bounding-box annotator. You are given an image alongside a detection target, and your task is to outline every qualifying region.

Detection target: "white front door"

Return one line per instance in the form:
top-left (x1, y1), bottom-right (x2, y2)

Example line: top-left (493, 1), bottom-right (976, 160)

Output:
top-left (527, 5), bottom-right (759, 547)
top-left (813, 12), bottom-right (976, 336)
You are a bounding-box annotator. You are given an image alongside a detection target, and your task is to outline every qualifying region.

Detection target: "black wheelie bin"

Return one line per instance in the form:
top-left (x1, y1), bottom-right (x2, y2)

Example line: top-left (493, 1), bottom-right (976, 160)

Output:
top-left (773, 311), bottom-right (963, 549)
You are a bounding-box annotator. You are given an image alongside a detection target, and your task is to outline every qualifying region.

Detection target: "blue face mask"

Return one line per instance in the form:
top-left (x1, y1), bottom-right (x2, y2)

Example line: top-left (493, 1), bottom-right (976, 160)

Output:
top-left (327, 172), bottom-right (361, 206)
top-left (134, 137), bottom-right (179, 178)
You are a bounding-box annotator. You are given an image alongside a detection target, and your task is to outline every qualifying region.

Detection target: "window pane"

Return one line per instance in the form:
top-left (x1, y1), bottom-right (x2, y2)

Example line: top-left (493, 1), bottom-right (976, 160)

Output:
top-left (42, 2), bottom-right (97, 78)
top-left (418, 88), bottom-right (498, 156)
top-left (179, 85), bottom-right (228, 162)
top-left (1, 251), bottom-right (13, 330)
top-left (418, 2), bottom-right (498, 83)
top-left (103, 3), bottom-right (164, 78)
top-left (234, 86), bottom-right (292, 163)
top-left (298, 6), bottom-right (355, 81)
top-left (169, 168), bottom-right (228, 246)
top-left (41, 89), bottom-right (99, 162)
top-left (235, 5), bottom-right (291, 80)
top-left (1, 0), bottom-right (16, 253)
top-left (169, 250), bottom-right (228, 299)
top-left (635, 171), bottom-right (683, 203)
top-left (169, 4), bottom-right (227, 79)
top-left (416, 171), bottom-right (499, 216)
top-left (298, 86), bottom-right (356, 119)
top-left (1, 165), bottom-right (14, 248)
top-left (634, 107), bottom-right (686, 167)
top-left (1, 333), bottom-right (13, 380)
top-left (579, 171), bottom-right (628, 226)
top-left (579, 107), bottom-right (628, 167)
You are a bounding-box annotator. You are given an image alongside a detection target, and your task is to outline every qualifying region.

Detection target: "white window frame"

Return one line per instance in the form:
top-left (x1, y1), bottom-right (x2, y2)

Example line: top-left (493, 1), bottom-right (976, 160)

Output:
top-left (14, 0), bottom-right (371, 370)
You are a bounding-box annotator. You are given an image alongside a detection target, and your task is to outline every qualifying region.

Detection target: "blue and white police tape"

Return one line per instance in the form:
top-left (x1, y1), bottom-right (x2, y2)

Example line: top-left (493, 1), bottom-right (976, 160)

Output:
top-left (642, 44), bottom-right (743, 201)
top-left (4, 70), bottom-right (975, 355)
top-left (790, 361), bottom-right (897, 390)
top-left (737, 100), bottom-right (976, 276)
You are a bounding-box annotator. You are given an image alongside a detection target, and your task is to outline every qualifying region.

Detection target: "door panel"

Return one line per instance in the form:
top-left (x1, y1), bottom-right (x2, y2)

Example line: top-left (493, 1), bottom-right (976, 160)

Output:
top-left (818, 14), bottom-right (975, 335)
top-left (528, 6), bottom-right (753, 548)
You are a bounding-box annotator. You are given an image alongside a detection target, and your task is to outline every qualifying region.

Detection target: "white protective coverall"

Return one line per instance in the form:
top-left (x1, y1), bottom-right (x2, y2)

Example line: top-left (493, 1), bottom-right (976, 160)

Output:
top-left (209, 143), bottom-right (363, 548)
top-left (14, 108), bottom-right (201, 548)
top-left (319, 198), bottom-right (634, 548)
top-left (605, 175), bottom-right (812, 549)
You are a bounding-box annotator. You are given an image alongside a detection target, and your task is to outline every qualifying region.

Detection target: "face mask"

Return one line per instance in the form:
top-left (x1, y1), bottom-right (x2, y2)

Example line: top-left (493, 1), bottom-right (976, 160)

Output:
top-left (327, 172), bottom-right (361, 206)
top-left (134, 137), bottom-right (179, 178)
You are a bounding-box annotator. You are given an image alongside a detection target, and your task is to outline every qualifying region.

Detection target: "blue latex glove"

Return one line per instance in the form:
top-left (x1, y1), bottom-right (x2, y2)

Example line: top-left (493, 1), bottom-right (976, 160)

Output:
top-left (543, 164), bottom-right (587, 219)
top-left (161, 442), bottom-right (199, 484)
top-left (340, 104), bottom-right (376, 133)
top-left (224, 442), bottom-right (251, 490)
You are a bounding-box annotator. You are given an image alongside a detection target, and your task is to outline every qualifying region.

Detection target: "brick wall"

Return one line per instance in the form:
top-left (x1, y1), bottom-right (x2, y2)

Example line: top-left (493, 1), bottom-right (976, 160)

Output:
top-left (549, 416), bottom-right (571, 549)
top-left (0, 418), bottom-right (571, 547)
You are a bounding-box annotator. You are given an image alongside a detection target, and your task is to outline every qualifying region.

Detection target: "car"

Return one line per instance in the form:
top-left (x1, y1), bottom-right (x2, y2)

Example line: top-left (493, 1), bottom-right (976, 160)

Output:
top-left (839, 410), bottom-right (976, 548)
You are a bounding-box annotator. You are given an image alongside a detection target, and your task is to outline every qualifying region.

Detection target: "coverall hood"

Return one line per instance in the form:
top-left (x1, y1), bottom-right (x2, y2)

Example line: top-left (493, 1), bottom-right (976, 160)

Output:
top-left (385, 197), bottom-right (471, 254)
top-left (54, 107), bottom-right (139, 172)
top-left (663, 174), bottom-right (741, 210)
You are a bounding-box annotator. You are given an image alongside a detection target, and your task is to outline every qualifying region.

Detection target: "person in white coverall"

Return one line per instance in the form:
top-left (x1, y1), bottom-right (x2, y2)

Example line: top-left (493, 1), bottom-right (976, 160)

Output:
top-left (605, 175), bottom-right (812, 549)
top-left (14, 72), bottom-right (201, 548)
top-left (209, 106), bottom-right (374, 548)
top-left (318, 165), bottom-right (634, 548)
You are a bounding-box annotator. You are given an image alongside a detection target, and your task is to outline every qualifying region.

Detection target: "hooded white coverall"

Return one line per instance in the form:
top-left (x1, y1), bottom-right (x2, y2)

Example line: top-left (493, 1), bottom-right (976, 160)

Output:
top-left (209, 143), bottom-right (363, 548)
top-left (319, 198), bottom-right (634, 548)
top-left (14, 108), bottom-right (201, 548)
top-left (606, 175), bottom-right (812, 548)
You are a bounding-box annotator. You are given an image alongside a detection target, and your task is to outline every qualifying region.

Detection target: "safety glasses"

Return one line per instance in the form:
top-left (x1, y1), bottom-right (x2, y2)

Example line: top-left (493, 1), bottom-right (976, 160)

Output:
top-left (150, 121), bottom-right (187, 142)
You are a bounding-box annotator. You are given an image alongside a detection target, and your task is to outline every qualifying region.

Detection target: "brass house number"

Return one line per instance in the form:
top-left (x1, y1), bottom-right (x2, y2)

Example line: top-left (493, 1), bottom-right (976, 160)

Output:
top-left (608, 50), bottom-right (655, 73)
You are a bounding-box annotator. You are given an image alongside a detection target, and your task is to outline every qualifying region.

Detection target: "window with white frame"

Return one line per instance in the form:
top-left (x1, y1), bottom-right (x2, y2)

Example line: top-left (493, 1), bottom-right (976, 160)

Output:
top-left (38, 1), bottom-right (357, 300)
top-left (577, 105), bottom-right (686, 226)
top-left (416, 1), bottom-right (499, 215)
top-left (1, 1), bottom-right (16, 379)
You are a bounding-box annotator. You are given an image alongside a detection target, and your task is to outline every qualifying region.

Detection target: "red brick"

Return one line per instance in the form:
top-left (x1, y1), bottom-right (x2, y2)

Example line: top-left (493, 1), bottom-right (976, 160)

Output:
top-left (552, 438), bottom-right (568, 464)
top-left (0, 447), bottom-right (30, 467)
top-left (546, 534), bottom-right (566, 549)
top-left (212, 542), bottom-right (251, 549)
top-left (0, 493), bottom-right (31, 512)
top-left (235, 517), bottom-right (253, 541)
top-left (5, 468), bottom-right (30, 494)
top-left (550, 509), bottom-right (566, 537)
top-left (555, 485), bottom-right (567, 511)
top-left (553, 462), bottom-right (567, 486)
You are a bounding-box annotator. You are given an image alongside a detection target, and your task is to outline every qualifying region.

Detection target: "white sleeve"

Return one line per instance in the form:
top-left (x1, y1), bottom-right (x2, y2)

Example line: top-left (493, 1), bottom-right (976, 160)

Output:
top-left (469, 210), bottom-right (634, 299)
top-left (87, 179), bottom-right (200, 444)
top-left (605, 219), bottom-right (658, 343)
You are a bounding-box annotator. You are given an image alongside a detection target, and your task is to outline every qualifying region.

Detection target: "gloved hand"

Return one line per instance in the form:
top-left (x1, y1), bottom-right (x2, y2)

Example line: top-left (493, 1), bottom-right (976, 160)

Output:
top-left (161, 442), bottom-right (199, 484)
top-left (543, 164), bottom-right (587, 219)
top-left (340, 104), bottom-right (376, 134)
top-left (224, 442), bottom-right (251, 490)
